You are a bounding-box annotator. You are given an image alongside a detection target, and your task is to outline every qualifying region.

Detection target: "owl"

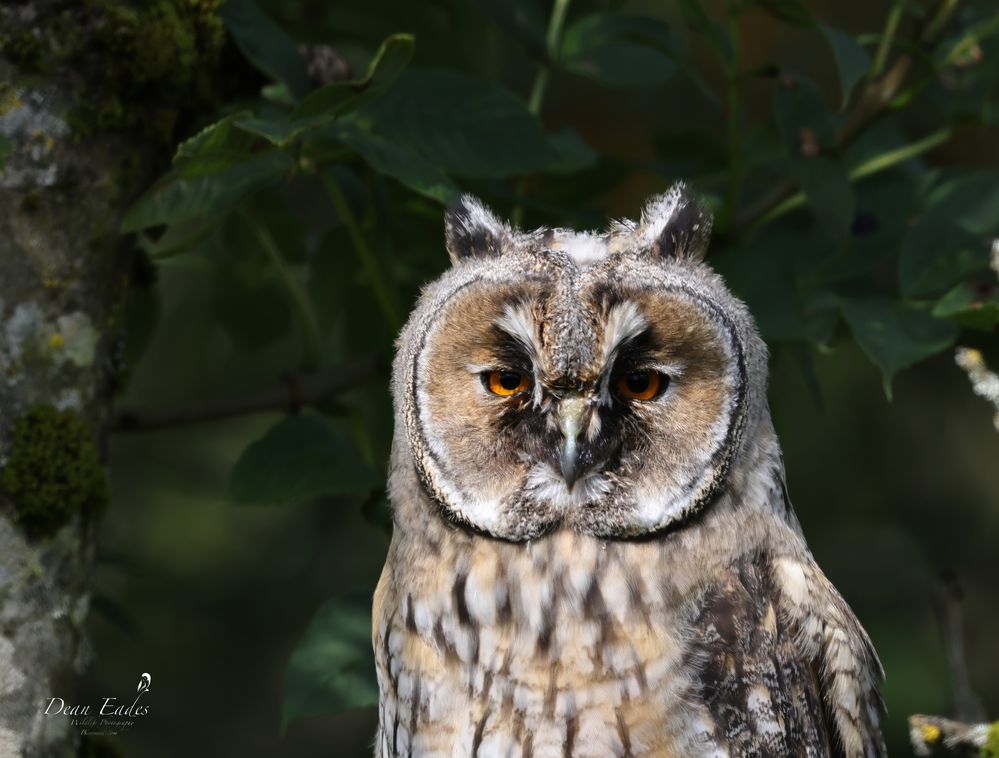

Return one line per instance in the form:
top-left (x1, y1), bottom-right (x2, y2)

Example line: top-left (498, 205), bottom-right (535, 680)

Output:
top-left (373, 184), bottom-right (886, 758)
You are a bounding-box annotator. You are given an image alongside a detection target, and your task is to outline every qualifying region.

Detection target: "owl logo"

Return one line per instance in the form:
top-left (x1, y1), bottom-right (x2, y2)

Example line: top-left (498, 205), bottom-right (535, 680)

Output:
top-left (136, 673), bottom-right (151, 694)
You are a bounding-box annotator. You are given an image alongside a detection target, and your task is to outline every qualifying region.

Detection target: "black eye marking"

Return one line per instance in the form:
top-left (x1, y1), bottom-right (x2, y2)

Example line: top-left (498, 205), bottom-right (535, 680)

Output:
top-left (489, 326), bottom-right (534, 367)
top-left (625, 370), bottom-right (651, 394)
top-left (498, 371), bottom-right (523, 391)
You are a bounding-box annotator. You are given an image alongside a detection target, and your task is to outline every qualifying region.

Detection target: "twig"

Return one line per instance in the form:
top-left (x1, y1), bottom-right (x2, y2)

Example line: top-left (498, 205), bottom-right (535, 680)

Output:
top-left (909, 573), bottom-right (995, 756)
top-left (527, 0), bottom-right (572, 116)
top-left (933, 572), bottom-right (987, 722)
top-left (113, 354), bottom-right (385, 432)
top-left (871, 0), bottom-right (908, 77)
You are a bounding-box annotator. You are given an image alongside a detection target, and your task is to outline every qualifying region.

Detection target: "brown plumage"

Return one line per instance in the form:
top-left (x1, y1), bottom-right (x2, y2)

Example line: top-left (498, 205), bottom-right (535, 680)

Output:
top-left (374, 187), bottom-right (886, 757)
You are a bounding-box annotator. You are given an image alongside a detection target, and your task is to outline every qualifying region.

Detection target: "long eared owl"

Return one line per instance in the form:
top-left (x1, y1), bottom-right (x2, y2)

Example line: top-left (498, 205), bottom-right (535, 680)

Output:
top-left (374, 184), bottom-right (886, 757)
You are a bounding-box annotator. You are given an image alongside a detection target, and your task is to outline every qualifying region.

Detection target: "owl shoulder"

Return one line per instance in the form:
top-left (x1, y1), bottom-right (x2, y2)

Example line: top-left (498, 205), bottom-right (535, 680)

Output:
top-left (687, 553), bottom-right (886, 758)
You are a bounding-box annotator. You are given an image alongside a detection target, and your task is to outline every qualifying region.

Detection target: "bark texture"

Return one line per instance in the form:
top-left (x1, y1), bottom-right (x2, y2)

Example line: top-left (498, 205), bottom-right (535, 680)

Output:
top-left (0, 1), bottom-right (218, 754)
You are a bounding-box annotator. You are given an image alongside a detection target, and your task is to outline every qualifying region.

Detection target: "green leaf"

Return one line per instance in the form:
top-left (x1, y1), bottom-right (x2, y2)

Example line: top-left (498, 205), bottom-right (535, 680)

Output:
top-left (899, 171), bottom-right (999, 297)
top-left (136, 217), bottom-right (219, 260)
top-left (801, 171), bottom-right (915, 287)
top-left (560, 13), bottom-right (677, 88)
top-left (232, 113), bottom-right (330, 148)
top-left (353, 70), bottom-right (557, 178)
top-left (306, 224), bottom-right (353, 333)
top-left (262, 82), bottom-right (296, 107)
top-left (210, 215), bottom-right (294, 349)
top-left (714, 225), bottom-right (837, 345)
top-left (774, 74), bottom-right (836, 149)
top-left (282, 592), bottom-right (378, 731)
top-left (900, 223), bottom-right (987, 298)
top-left (775, 75), bottom-right (854, 235)
top-left (173, 111), bottom-right (257, 175)
top-left (793, 155), bottom-right (855, 236)
top-left (821, 25), bottom-right (871, 108)
top-left (470, 0), bottom-right (547, 54)
top-left (227, 415), bottom-right (380, 505)
top-left (841, 298), bottom-right (959, 397)
top-left (330, 123), bottom-right (459, 203)
top-left (678, 0), bottom-right (729, 58)
top-left (292, 34), bottom-right (415, 122)
top-left (220, 0), bottom-right (311, 100)
top-left (546, 128), bottom-right (598, 174)
top-left (932, 281), bottom-right (999, 331)
top-left (947, 172), bottom-right (999, 236)
top-left (121, 151), bottom-right (293, 232)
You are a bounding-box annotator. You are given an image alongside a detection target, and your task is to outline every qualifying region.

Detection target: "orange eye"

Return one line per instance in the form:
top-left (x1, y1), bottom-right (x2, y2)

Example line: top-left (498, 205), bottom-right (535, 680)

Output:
top-left (485, 370), bottom-right (531, 397)
top-left (616, 370), bottom-right (664, 401)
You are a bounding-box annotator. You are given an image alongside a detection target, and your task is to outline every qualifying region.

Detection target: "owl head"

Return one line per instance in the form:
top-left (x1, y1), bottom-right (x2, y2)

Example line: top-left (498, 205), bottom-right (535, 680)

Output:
top-left (392, 183), bottom-right (769, 541)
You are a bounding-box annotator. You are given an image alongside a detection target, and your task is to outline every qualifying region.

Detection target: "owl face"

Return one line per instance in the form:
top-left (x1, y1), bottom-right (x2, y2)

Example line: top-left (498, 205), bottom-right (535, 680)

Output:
top-left (396, 186), bottom-right (763, 541)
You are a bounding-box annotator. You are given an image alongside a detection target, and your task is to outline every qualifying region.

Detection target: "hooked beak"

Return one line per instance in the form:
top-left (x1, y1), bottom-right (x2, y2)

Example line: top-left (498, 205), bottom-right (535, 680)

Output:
top-left (558, 396), bottom-right (587, 491)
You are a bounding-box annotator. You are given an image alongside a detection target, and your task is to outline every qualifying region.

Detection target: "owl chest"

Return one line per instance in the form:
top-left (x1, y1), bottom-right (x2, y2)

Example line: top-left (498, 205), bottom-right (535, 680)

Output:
top-left (375, 595), bottom-right (699, 758)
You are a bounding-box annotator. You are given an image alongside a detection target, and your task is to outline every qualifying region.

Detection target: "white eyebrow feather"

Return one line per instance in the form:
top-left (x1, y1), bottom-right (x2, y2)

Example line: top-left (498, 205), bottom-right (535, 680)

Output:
top-left (601, 301), bottom-right (647, 365)
top-left (496, 303), bottom-right (541, 358)
top-left (496, 303), bottom-right (544, 406)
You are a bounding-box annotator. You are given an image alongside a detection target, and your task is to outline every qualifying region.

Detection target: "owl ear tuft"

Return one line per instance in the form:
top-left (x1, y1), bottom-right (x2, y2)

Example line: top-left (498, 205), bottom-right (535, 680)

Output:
top-left (444, 194), bottom-right (511, 265)
top-left (637, 183), bottom-right (712, 261)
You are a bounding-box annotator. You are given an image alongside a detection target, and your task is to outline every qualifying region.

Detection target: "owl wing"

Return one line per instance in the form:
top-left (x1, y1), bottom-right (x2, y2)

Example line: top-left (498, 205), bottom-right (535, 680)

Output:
top-left (688, 554), bottom-right (886, 758)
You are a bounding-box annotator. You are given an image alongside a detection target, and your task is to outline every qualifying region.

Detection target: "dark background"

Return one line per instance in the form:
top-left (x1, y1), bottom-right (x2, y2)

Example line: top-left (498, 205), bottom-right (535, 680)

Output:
top-left (76, 0), bottom-right (999, 755)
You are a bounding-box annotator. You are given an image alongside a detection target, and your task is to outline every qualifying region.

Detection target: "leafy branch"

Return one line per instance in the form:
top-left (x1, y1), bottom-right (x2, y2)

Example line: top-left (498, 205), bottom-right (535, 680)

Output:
top-left (729, 0), bottom-right (965, 239)
top-left (750, 127), bottom-right (953, 231)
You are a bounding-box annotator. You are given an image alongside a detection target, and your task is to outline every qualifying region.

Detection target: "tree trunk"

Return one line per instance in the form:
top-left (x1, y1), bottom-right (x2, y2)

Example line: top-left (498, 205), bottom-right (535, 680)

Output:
top-left (0, 2), bottom-right (223, 755)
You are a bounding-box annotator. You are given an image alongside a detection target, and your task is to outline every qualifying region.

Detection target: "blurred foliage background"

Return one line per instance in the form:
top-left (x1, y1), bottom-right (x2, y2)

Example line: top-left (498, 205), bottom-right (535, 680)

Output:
top-left (78, 0), bottom-right (999, 755)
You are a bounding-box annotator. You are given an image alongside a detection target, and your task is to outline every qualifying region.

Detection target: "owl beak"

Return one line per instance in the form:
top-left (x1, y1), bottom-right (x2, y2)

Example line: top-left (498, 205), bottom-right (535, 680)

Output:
top-left (558, 396), bottom-right (587, 491)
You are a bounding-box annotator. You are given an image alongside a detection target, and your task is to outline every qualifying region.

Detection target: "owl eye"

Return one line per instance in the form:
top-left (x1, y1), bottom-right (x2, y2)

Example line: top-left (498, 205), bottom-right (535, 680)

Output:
top-left (616, 369), bottom-right (666, 401)
top-left (484, 370), bottom-right (531, 397)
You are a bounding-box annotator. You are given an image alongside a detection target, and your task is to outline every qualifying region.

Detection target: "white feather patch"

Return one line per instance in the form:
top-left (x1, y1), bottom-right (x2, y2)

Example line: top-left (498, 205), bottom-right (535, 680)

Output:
top-left (637, 184), bottom-right (685, 248)
top-left (524, 463), bottom-right (612, 511)
top-left (553, 231), bottom-right (610, 265)
top-left (452, 194), bottom-right (506, 239)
